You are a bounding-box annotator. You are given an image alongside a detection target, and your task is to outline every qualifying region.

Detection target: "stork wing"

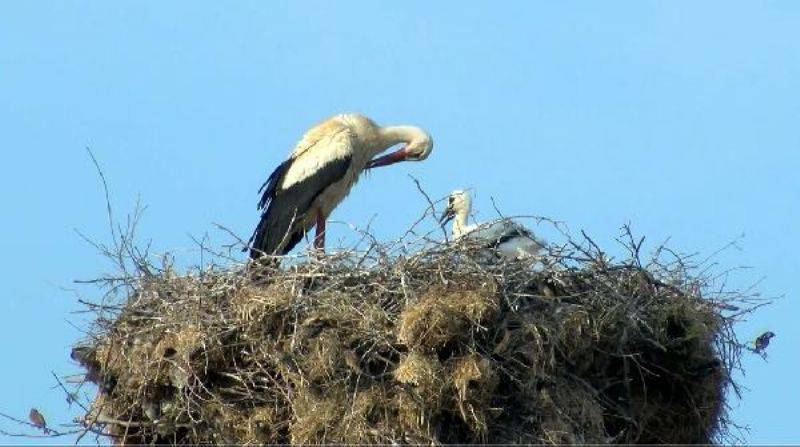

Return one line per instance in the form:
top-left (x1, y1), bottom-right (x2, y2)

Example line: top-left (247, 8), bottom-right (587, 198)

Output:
top-left (469, 219), bottom-right (543, 248)
top-left (248, 125), bottom-right (355, 258)
top-left (255, 119), bottom-right (352, 210)
top-left (494, 220), bottom-right (534, 245)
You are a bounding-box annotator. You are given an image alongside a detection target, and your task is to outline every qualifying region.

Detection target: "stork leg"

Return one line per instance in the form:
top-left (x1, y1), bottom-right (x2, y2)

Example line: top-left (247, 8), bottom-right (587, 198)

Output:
top-left (314, 212), bottom-right (326, 251)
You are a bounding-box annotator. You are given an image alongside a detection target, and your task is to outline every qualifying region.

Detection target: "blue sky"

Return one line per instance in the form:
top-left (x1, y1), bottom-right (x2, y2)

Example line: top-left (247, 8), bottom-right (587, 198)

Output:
top-left (1, 1), bottom-right (797, 443)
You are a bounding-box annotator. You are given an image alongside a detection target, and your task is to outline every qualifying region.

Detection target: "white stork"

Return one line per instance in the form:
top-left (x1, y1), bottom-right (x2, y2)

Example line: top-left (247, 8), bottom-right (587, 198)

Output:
top-left (439, 189), bottom-right (546, 259)
top-left (248, 113), bottom-right (433, 258)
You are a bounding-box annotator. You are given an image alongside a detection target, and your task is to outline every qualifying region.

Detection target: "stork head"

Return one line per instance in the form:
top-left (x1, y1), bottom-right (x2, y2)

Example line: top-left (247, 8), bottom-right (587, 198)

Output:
top-left (402, 131), bottom-right (434, 162)
top-left (367, 126), bottom-right (433, 168)
top-left (439, 189), bottom-right (471, 225)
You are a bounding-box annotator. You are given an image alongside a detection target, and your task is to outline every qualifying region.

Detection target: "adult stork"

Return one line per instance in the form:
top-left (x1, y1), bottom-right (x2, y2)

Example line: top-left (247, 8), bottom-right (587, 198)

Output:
top-left (247, 113), bottom-right (433, 259)
top-left (439, 189), bottom-right (546, 259)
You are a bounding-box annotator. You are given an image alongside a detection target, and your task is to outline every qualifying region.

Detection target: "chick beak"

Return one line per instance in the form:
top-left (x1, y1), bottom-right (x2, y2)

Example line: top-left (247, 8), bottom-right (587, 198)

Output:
top-left (439, 206), bottom-right (455, 225)
top-left (367, 147), bottom-right (409, 169)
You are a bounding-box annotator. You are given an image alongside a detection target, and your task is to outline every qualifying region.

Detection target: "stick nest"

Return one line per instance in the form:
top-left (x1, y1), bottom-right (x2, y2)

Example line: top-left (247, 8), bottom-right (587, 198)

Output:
top-left (71, 230), bottom-right (748, 445)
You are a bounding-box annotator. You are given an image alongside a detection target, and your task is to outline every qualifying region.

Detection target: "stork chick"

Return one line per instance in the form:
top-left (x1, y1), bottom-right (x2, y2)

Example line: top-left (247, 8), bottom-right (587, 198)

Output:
top-left (440, 189), bottom-right (545, 259)
top-left (248, 113), bottom-right (433, 258)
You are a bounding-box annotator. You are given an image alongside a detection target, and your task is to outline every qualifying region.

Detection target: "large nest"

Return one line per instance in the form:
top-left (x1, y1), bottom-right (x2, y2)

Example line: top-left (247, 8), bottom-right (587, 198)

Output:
top-left (70, 223), bottom-right (750, 445)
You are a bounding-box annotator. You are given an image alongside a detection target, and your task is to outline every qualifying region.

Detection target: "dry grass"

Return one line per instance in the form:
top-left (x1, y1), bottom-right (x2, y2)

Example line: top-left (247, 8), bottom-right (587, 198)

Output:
top-left (66, 217), bottom-right (760, 445)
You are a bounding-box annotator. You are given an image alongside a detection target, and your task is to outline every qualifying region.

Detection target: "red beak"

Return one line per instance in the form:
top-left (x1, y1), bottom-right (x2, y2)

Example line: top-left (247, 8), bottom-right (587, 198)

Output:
top-left (367, 147), bottom-right (408, 169)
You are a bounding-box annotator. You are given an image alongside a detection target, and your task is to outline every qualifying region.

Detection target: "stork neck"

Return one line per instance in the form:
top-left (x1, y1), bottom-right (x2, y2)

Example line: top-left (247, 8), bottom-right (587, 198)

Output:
top-left (377, 126), bottom-right (424, 151)
top-left (452, 211), bottom-right (470, 238)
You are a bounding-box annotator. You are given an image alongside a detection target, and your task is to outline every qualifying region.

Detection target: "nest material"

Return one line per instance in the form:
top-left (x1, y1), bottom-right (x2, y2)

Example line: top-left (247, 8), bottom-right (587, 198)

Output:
top-left (73, 240), bottom-right (741, 445)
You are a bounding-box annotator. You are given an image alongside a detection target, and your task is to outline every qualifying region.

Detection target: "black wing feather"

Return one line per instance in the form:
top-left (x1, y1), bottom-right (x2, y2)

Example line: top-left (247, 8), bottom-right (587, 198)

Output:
top-left (494, 223), bottom-right (533, 246)
top-left (256, 158), bottom-right (293, 211)
top-left (248, 154), bottom-right (352, 258)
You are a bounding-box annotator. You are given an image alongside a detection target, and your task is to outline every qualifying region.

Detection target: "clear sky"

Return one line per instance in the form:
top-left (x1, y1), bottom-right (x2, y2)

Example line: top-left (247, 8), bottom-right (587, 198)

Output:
top-left (1, 1), bottom-right (797, 444)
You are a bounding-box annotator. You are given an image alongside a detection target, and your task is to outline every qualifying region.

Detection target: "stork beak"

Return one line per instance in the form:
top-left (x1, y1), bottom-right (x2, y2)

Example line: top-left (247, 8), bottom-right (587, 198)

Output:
top-left (439, 205), bottom-right (455, 226)
top-left (367, 147), bottom-right (409, 169)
